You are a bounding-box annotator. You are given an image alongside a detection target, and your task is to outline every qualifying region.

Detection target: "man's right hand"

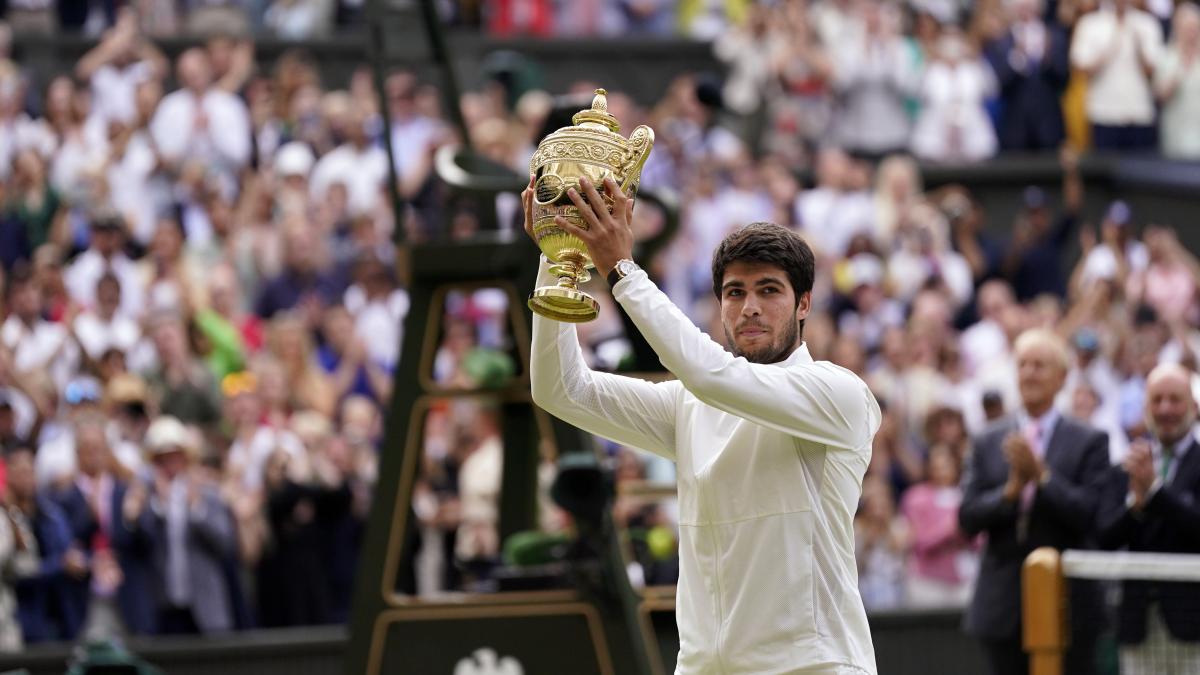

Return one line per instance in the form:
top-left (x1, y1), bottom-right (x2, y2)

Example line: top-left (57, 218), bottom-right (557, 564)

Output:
top-left (522, 173), bottom-right (536, 241)
top-left (1124, 439), bottom-right (1156, 505)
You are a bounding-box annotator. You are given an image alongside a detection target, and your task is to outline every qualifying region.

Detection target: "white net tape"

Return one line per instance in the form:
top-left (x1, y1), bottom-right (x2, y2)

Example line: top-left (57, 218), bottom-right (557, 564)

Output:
top-left (1061, 550), bottom-right (1200, 583)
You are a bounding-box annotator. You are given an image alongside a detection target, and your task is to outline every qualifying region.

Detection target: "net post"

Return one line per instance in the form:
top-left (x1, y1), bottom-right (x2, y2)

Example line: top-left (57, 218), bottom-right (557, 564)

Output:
top-left (1023, 547), bottom-right (1067, 675)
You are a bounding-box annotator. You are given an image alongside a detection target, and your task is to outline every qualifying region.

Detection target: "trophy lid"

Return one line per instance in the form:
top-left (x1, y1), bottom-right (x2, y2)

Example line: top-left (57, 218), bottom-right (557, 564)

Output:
top-left (571, 89), bottom-right (621, 133)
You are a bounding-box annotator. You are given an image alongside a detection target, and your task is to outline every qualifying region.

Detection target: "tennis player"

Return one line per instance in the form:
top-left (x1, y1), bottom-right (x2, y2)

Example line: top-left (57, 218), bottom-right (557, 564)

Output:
top-left (527, 175), bottom-right (881, 675)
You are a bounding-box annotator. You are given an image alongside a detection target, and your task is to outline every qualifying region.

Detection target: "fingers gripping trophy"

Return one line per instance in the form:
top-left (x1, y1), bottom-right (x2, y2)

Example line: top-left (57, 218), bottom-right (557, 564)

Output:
top-left (526, 89), bottom-right (654, 322)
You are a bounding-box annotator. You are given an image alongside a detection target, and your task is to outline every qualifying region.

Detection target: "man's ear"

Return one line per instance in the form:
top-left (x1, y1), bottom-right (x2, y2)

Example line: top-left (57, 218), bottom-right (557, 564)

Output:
top-left (795, 291), bottom-right (812, 322)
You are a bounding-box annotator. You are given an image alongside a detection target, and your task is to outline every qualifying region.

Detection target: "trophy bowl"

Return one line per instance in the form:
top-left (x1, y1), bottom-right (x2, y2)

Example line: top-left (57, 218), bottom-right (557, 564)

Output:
top-left (528, 88), bottom-right (654, 323)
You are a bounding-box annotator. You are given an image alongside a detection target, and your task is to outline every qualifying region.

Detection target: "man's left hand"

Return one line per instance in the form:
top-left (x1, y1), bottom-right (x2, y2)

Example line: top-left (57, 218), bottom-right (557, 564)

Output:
top-left (556, 175), bottom-right (635, 277)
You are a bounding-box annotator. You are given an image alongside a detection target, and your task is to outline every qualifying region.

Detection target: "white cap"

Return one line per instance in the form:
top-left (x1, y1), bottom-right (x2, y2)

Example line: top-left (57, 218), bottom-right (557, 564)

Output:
top-left (145, 416), bottom-right (196, 457)
top-left (274, 142), bottom-right (315, 178)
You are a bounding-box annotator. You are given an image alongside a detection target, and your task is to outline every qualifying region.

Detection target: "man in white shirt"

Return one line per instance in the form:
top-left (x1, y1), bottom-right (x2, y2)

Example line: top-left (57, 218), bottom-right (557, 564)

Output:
top-left (1070, 0), bottom-right (1164, 149)
top-left (310, 105), bottom-right (389, 217)
top-left (149, 48), bottom-right (250, 182)
top-left (64, 215), bottom-right (145, 320)
top-left (527, 175), bottom-right (881, 674)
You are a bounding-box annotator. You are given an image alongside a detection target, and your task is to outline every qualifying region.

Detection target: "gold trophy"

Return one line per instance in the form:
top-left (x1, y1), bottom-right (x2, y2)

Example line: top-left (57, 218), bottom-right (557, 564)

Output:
top-left (527, 88), bottom-right (654, 323)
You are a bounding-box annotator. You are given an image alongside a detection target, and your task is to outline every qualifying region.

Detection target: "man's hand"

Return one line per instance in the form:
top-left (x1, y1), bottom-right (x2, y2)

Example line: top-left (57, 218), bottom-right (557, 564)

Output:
top-left (1124, 439), bottom-right (1156, 508)
top-left (556, 176), bottom-right (636, 277)
top-left (1004, 432), bottom-right (1041, 484)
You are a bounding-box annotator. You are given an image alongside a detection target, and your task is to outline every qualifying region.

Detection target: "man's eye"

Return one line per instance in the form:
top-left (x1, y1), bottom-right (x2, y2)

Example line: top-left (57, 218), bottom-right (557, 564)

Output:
top-left (763, 287), bottom-right (778, 294)
top-left (727, 289), bottom-right (743, 297)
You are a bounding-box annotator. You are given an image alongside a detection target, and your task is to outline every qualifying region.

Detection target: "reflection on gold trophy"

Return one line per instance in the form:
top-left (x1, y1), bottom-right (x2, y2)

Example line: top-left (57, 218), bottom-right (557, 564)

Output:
top-left (528, 88), bottom-right (655, 323)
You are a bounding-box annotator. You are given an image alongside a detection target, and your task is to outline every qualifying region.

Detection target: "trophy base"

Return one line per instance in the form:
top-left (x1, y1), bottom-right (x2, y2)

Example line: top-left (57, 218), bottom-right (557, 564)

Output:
top-left (528, 286), bottom-right (600, 323)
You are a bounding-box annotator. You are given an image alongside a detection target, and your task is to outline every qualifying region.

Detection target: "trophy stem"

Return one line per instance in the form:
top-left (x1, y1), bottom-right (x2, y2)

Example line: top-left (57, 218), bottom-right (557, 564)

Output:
top-left (529, 253), bottom-right (599, 323)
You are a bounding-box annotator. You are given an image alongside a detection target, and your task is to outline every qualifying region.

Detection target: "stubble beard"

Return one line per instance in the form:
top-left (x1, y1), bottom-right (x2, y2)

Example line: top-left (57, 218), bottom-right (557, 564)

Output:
top-left (725, 319), bottom-right (800, 365)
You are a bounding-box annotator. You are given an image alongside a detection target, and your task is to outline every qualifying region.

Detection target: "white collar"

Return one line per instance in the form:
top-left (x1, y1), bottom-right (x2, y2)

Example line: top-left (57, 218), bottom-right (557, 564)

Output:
top-left (780, 342), bottom-right (814, 368)
top-left (1018, 406), bottom-right (1060, 435)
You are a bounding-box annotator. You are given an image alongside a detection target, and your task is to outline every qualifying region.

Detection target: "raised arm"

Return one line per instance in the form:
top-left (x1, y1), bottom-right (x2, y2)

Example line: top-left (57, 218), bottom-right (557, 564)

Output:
top-left (530, 260), bottom-right (679, 460)
top-left (521, 174), bottom-right (678, 461)
top-left (612, 268), bottom-right (878, 450)
top-left (547, 174), bottom-right (878, 452)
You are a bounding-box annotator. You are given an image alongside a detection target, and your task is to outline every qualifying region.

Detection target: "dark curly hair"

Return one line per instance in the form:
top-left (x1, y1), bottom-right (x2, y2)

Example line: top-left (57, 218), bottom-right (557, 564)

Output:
top-left (711, 222), bottom-right (816, 333)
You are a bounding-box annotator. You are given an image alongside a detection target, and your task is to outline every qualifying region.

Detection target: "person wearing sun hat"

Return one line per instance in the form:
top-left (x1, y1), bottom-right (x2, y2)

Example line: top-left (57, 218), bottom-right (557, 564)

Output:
top-left (135, 416), bottom-right (235, 635)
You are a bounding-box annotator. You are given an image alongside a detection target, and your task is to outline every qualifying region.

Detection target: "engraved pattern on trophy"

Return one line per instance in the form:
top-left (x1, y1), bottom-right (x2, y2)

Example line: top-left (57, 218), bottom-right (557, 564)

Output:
top-left (527, 88), bottom-right (656, 323)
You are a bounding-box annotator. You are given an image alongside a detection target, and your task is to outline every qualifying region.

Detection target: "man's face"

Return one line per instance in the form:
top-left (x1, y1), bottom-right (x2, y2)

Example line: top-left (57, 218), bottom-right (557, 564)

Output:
top-left (1016, 340), bottom-right (1067, 412)
top-left (1146, 372), bottom-right (1197, 445)
top-left (719, 261), bottom-right (808, 364)
top-left (97, 279), bottom-right (120, 316)
top-left (6, 450), bottom-right (35, 502)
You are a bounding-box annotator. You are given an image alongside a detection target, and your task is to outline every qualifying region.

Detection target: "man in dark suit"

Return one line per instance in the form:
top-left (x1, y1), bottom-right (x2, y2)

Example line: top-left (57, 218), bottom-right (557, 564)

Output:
top-left (1097, 363), bottom-right (1200, 674)
top-left (983, 0), bottom-right (1071, 150)
top-left (49, 417), bottom-right (159, 637)
top-left (959, 328), bottom-right (1110, 675)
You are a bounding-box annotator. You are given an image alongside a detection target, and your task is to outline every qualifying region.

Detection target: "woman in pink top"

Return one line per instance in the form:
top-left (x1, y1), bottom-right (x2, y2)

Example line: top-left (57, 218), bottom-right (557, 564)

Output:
top-left (1128, 226), bottom-right (1199, 324)
top-left (900, 443), bottom-right (979, 608)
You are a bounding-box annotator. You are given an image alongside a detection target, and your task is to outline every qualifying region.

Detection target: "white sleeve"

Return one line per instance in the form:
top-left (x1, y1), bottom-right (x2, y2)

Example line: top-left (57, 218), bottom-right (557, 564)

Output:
top-left (149, 95), bottom-right (188, 164)
top-left (1070, 17), bottom-right (1101, 70)
top-left (530, 259), bottom-right (679, 461)
top-left (612, 268), bottom-right (880, 451)
top-left (209, 94), bottom-right (251, 168)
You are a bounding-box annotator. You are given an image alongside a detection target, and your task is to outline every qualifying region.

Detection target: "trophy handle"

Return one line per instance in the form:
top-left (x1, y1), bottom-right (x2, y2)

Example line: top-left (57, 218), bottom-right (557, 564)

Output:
top-left (619, 125), bottom-right (655, 195)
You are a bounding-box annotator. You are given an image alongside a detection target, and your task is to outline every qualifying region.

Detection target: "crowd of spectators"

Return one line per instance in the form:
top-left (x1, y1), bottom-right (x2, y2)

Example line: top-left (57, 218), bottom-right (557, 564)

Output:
top-left (0, 0), bottom-right (1199, 653)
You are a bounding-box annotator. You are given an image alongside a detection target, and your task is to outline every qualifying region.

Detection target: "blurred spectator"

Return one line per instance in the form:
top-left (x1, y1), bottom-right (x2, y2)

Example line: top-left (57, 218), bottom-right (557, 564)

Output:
top-left (0, 481), bottom-right (35, 651)
top-left (149, 48), bottom-right (251, 188)
top-left (712, 4), bottom-right (775, 119)
top-left (1128, 226), bottom-right (1199, 326)
top-left (266, 313), bottom-right (336, 417)
top-left (64, 213), bottom-right (144, 320)
top-left (1002, 151), bottom-right (1083, 301)
top-left (75, 12), bottom-right (168, 128)
top-left (3, 263), bottom-right (78, 392)
top-left (1155, 3), bottom-right (1200, 159)
top-left (1070, 0), bottom-right (1163, 150)
top-left (984, 0), bottom-right (1070, 150)
top-left (47, 415), bottom-right (154, 640)
top-left (794, 148), bottom-right (874, 260)
top-left (832, 0), bottom-right (914, 157)
top-left (455, 404), bottom-right (503, 587)
top-left (901, 444), bottom-right (977, 608)
top-left (144, 313), bottom-right (223, 430)
top-left (256, 421), bottom-right (351, 627)
top-left (2, 150), bottom-right (67, 268)
top-left (871, 154), bottom-right (921, 250)
top-left (7, 445), bottom-right (77, 644)
top-left (961, 280), bottom-right (1016, 377)
top-left (1074, 200), bottom-right (1148, 297)
top-left (960, 329), bottom-right (1109, 675)
top-left (310, 104), bottom-right (387, 217)
top-left (1096, 364), bottom-right (1200, 675)
top-left (71, 273), bottom-right (142, 366)
top-left (911, 28), bottom-right (998, 162)
top-left (140, 416), bottom-right (236, 634)
top-left (856, 475), bottom-right (908, 610)
top-left (265, 0), bottom-right (334, 39)
top-left (255, 221), bottom-right (341, 319)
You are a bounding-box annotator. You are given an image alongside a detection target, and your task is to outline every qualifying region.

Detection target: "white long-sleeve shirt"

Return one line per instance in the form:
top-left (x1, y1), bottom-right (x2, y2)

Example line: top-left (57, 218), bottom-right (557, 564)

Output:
top-left (531, 260), bottom-right (881, 675)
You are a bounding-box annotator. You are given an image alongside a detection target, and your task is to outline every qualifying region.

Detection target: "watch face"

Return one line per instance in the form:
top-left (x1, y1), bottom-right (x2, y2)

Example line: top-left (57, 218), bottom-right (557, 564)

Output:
top-left (618, 260), bottom-right (636, 276)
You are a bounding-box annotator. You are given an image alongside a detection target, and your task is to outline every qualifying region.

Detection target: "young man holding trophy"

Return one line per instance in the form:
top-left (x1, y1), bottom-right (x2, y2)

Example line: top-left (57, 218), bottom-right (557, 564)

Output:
top-left (527, 91), bottom-right (881, 675)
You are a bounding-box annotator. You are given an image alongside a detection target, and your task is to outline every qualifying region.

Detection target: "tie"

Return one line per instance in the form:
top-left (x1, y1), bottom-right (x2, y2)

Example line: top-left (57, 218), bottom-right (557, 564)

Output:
top-left (1021, 421), bottom-right (1042, 510)
top-left (1161, 444), bottom-right (1176, 484)
top-left (1017, 420), bottom-right (1044, 542)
